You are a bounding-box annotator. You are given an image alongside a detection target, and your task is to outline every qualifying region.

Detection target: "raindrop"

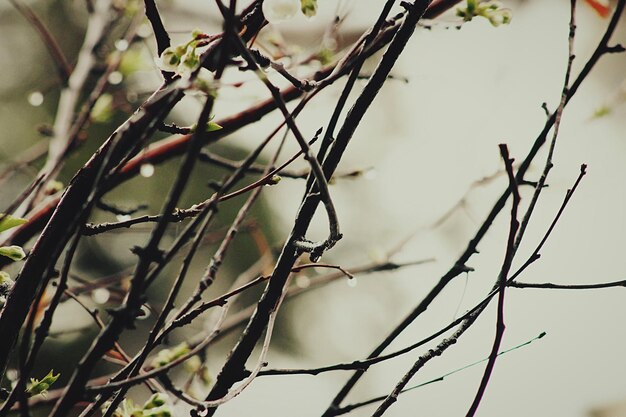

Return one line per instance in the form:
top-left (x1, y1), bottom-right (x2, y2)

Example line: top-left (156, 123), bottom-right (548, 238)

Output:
top-left (108, 71), bottom-right (123, 85)
top-left (140, 163), bottom-right (155, 178)
top-left (114, 39), bottom-right (129, 52)
top-left (28, 91), bottom-right (44, 107)
top-left (347, 277), bottom-right (358, 288)
top-left (91, 288), bottom-right (110, 304)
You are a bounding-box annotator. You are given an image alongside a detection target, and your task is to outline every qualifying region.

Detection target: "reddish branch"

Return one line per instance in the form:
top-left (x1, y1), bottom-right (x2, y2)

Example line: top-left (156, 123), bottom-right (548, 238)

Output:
top-left (4, 0), bottom-right (466, 253)
top-left (3, 84), bottom-right (303, 251)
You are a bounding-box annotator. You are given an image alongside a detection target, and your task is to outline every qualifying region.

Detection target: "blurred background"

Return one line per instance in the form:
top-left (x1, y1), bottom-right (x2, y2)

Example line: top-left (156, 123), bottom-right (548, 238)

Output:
top-left (0, 0), bottom-right (625, 416)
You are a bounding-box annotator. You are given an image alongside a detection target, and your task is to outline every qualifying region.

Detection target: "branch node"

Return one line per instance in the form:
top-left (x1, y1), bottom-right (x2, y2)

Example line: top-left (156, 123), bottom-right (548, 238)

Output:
top-left (605, 43), bottom-right (625, 53)
top-left (454, 263), bottom-right (475, 274)
top-left (130, 245), bottom-right (165, 263)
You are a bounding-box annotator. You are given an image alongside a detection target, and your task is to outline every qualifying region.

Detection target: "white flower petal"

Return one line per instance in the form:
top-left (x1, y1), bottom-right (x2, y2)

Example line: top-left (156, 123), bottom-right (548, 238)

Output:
top-left (262, 0), bottom-right (300, 24)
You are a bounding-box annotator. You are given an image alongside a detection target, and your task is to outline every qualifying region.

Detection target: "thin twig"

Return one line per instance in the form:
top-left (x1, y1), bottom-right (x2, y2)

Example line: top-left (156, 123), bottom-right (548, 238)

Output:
top-left (513, 0), bottom-right (579, 252)
top-left (23, 0), bottom-right (116, 215)
top-left (508, 164), bottom-right (587, 281)
top-left (510, 280), bottom-right (626, 290)
top-left (173, 137), bottom-right (289, 321)
top-left (333, 332), bottom-right (547, 416)
top-left (199, 150), bottom-right (353, 180)
top-left (167, 275), bottom-right (270, 331)
top-left (48, 85), bottom-right (211, 417)
top-left (371, 312), bottom-right (480, 417)
top-left (143, 0), bottom-right (170, 56)
top-left (291, 263), bottom-right (354, 279)
top-left (9, 0), bottom-right (72, 83)
top-left (82, 132), bottom-right (320, 236)
top-left (234, 36), bottom-right (342, 259)
top-left (89, 306), bottom-right (229, 395)
top-left (464, 144), bottom-right (521, 417)
top-left (1, 230), bottom-right (82, 414)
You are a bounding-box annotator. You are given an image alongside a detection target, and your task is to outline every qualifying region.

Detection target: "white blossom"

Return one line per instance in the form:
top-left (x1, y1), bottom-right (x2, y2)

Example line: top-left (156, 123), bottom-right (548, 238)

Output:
top-left (156, 46), bottom-right (181, 73)
top-left (262, 0), bottom-right (300, 24)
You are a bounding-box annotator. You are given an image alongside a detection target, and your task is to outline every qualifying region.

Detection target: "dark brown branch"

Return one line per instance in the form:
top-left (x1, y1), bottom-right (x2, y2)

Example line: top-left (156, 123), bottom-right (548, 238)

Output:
top-left (48, 90), bottom-right (211, 417)
top-left (513, 0), bottom-right (579, 252)
top-left (508, 164), bottom-right (587, 281)
top-left (143, 0), bottom-right (170, 56)
top-left (143, 0), bottom-right (172, 82)
top-left (510, 280), bottom-right (626, 290)
top-left (234, 37), bottom-right (342, 259)
top-left (464, 144), bottom-right (521, 417)
top-left (424, 0), bottom-right (463, 19)
top-left (0, 231), bottom-right (80, 414)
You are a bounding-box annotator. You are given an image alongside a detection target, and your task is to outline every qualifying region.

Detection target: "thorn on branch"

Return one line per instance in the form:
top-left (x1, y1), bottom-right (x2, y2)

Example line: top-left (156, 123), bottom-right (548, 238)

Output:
top-left (400, 1), bottom-right (413, 11)
top-left (130, 245), bottom-right (165, 263)
top-left (248, 49), bottom-right (271, 68)
top-left (371, 262), bottom-right (404, 272)
top-left (518, 179), bottom-right (539, 188)
top-left (454, 263), bottom-right (475, 274)
top-left (605, 44), bottom-right (625, 53)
